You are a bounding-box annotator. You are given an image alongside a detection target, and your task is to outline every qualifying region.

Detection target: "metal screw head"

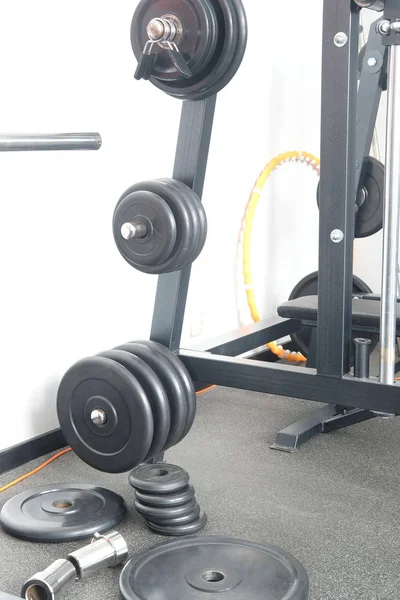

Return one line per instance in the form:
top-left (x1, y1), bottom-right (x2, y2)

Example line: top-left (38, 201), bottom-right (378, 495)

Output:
top-left (377, 20), bottom-right (391, 36)
top-left (330, 229), bottom-right (344, 243)
top-left (91, 409), bottom-right (108, 426)
top-left (334, 32), bottom-right (348, 47)
top-left (367, 57), bottom-right (378, 67)
top-left (121, 222), bottom-right (137, 240)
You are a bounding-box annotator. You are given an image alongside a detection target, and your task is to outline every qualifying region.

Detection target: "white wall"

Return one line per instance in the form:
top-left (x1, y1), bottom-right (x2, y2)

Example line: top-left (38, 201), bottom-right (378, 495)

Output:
top-left (0, 1), bottom-right (386, 451)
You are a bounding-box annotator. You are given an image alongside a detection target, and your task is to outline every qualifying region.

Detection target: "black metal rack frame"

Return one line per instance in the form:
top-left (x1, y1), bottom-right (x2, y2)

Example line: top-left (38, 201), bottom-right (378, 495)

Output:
top-left (150, 1), bottom-right (400, 420)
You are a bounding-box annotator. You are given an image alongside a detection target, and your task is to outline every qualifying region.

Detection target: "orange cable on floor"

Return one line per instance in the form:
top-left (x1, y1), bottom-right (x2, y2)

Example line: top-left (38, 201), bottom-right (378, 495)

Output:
top-left (0, 447), bottom-right (72, 494)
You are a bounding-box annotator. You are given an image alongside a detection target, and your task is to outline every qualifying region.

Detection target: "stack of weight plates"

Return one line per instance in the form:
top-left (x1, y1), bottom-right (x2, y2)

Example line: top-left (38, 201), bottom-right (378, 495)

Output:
top-left (129, 463), bottom-right (207, 536)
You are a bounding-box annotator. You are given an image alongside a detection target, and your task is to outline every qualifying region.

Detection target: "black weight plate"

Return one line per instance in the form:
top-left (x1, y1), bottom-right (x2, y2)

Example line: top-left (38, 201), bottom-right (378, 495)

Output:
top-left (115, 343), bottom-right (187, 449)
top-left (355, 156), bottom-right (384, 238)
top-left (138, 341), bottom-right (196, 443)
top-left (147, 509), bottom-right (207, 536)
top-left (161, 179), bottom-right (207, 265)
top-left (134, 497), bottom-right (197, 520)
top-left (132, 0), bottom-right (219, 83)
top-left (57, 356), bottom-right (154, 473)
top-left (150, 504), bottom-right (201, 526)
top-left (113, 189), bottom-right (177, 268)
top-left (132, 0), bottom-right (247, 100)
top-left (129, 463), bottom-right (189, 494)
top-left (0, 484), bottom-right (127, 543)
top-left (289, 272), bottom-right (378, 358)
top-left (98, 350), bottom-right (171, 461)
top-left (135, 484), bottom-right (195, 507)
top-left (120, 536), bottom-right (308, 599)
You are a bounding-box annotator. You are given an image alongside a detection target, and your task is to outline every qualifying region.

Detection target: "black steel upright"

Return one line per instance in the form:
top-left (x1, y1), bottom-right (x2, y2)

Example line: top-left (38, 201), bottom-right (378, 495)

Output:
top-left (317, 1), bottom-right (360, 377)
top-left (150, 97), bottom-right (217, 350)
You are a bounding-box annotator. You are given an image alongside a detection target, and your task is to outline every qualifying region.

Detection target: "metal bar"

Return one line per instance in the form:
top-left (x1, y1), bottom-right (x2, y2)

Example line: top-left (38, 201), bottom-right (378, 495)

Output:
top-left (150, 97), bottom-right (217, 350)
top-left (317, 2), bottom-right (359, 377)
top-left (178, 350), bottom-right (400, 414)
top-left (356, 18), bottom-right (387, 189)
top-left (271, 404), bottom-right (338, 453)
top-left (188, 317), bottom-right (301, 356)
top-left (322, 407), bottom-right (375, 431)
top-left (380, 44), bottom-right (400, 384)
top-left (0, 133), bottom-right (102, 151)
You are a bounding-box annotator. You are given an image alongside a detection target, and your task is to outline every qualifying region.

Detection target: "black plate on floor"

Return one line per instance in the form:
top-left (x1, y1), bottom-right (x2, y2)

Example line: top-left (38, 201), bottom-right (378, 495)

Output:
top-left (0, 484), bottom-right (127, 543)
top-left (129, 463), bottom-right (189, 494)
top-left (120, 536), bottom-right (309, 598)
top-left (135, 484), bottom-right (195, 507)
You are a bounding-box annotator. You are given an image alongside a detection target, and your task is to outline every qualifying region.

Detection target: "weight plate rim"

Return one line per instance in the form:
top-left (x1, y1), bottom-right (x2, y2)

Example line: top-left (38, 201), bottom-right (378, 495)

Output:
top-left (137, 340), bottom-right (196, 443)
top-left (57, 356), bottom-right (154, 473)
top-left (98, 350), bottom-right (171, 461)
top-left (120, 535), bottom-right (309, 600)
top-left (116, 343), bottom-right (187, 449)
top-left (146, 509), bottom-right (207, 536)
top-left (0, 484), bottom-right (127, 543)
top-left (355, 156), bottom-right (384, 239)
top-left (113, 189), bottom-right (177, 268)
top-left (134, 497), bottom-right (197, 519)
top-left (135, 484), bottom-right (195, 507)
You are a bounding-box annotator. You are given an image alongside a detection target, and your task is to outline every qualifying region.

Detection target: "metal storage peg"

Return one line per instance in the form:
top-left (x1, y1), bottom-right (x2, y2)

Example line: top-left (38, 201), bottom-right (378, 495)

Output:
top-left (0, 133), bottom-right (102, 152)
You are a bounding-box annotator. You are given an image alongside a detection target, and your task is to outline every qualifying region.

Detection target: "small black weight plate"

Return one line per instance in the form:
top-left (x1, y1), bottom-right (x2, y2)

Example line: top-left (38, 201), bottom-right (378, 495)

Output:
top-left (135, 497), bottom-right (197, 520)
top-left (115, 343), bottom-right (187, 449)
top-left (135, 484), bottom-right (195, 507)
top-left (129, 463), bottom-right (189, 494)
top-left (120, 536), bottom-right (309, 599)
top-left (289, 272), bottom-right (378, 358)
top-left (0, 484), bottom-right (127, 543)
top-left (57, 356), bottom-right (154, 473)
top-left (98, 350), bottom-right (171, 461)
top-left (113, 189), bottom-right (177, 269)
top-left (131, 0), bottom-right (247, 101)
top-left (355, 156), bottom-right (384, 238)
top-left (160, 179), bottom-right (207, 265)
top-left (138, 341), bottom-right (196, 443)
top-left (132, 0), bottom-right (219, 84)
top-left (150, 504), bottom-right (201, 526)
top-left (146, 509), bottom-right (207, 536)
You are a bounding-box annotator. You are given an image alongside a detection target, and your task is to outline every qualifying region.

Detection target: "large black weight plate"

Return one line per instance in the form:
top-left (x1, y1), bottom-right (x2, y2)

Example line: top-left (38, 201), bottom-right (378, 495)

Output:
top-left (131, 0), bottom-right (247, 100)
top-left (138, 340), bottom-right (196, 443)
top-left (135, 484), bottom-right (195, 507)
top-left (317, 157), bottom-right (384, 239)
top-left (99, 350), bottom-right (171, 461)
top-left (57, 356), bottom-right (154, 473)
top-left (355, 156), bottom-right (384, 238)
top-left (129, 463), bottom-right (189, 494)
top-left (115, 343), bottom-right (187, 449)
top-left (289, 272), bottom-right (378, 358)
top-left (147, 510), bottom-right (207, 536)
top-left (113, 189), bottom-right (177, 269)
top-left (120, 536), bottom-right (309, 599)
top-left (160, 178), bottom-right (207, 265)
top-left (0, 484), bottom-right (127, 543)
top-left (134, 497), bottom-right (197, 520)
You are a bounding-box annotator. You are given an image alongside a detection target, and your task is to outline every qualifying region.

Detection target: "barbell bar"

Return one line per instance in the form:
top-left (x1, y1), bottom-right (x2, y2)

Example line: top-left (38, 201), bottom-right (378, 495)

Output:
top-left (0, 132), bottom-right (102, 152)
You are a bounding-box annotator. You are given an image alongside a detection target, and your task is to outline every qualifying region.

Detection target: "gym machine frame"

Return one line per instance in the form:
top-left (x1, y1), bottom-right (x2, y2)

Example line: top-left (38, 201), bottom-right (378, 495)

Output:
top-left (150, 0), bottom-right (400, 447)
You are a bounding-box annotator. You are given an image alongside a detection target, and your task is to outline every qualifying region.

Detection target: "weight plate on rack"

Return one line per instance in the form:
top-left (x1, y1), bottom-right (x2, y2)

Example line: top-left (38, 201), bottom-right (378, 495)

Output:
top-left (115, 343), bottom-right (187, 449)
top-left (135, 484), bottom-right (195, 507)
top-left (131, 0), bottom-right (247, 100)
top-left (120, 536), bottom-right (309, 599)
top-left (317, 156), bottom-right (384, 239)
top-left (138, 341), bottom-right (196, 443)
top-left (134, 497), bottom-right (197, 520)
top-left (99, 350), bottom-right (171, 461)
top-left (129, 463), bottom-right (190, 494)
top-left (57, 356), bottom-right (154, 473)
top-left (113, 189), bottom-right (177, 269)
top-left (288, 272), bottom-right (378, 357)
top-left (0, 484), bottom-right (127, 543)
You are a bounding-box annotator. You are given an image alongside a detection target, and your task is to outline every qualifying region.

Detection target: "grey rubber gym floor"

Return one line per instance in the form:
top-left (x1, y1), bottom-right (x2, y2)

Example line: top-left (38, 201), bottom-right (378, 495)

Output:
top-left (1, 387), bottom-right (399, 599)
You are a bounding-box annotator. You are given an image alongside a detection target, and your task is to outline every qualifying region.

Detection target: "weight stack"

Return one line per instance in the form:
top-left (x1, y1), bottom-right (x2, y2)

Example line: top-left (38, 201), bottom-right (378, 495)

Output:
top-left (129, 463), bottom-right (207, 536)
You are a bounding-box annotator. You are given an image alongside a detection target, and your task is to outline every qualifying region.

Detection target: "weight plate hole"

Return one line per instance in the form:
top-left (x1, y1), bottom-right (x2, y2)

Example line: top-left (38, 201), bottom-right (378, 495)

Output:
top-left (201, 570), bottom-right (226, 583)
top-left (25, 584), bottom-right (47, 600)
top-left (52, 500), bottom-right (73, 509)
top-left (149, 468), bottom-right (169, 477)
